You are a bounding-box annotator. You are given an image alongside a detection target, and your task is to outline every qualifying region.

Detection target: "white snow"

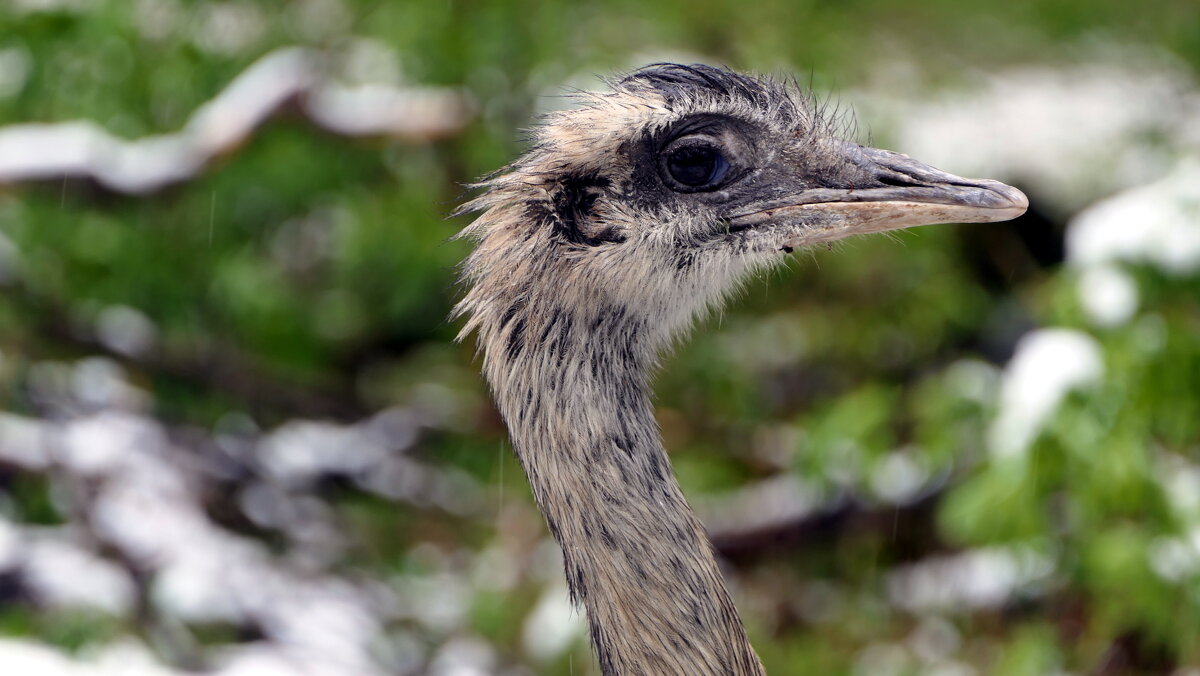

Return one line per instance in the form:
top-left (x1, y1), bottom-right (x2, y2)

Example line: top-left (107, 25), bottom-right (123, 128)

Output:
top-left (0, 48), bottom-right (470, 193)
top-left (1077, 265), bottom-right (1140, 328)
top-left (861, 51), bottom-right (1200, 213)
top-left (95, 306), bottom-right (159, 358)
top-left (1148, 528), bottom-right (1200, 583)
top-left (1067, 159), bottom-right (1200, 275)
top-left (887, 545), bottom-right (1055, 613)
top-left (22, 537), bottom-right (136, 615)
top-left (522, 583), bottom-right (585, 661)
top-left (700, 473), bottom-right (823, 538)
top-left (988, 330), bottom-right (1103, 461)
top-left (870, 450), bottom-right (930, 505)
top-left (0, 518), bottom-right (20, 570)
top-left (0, 412), bottom-right (54, 470)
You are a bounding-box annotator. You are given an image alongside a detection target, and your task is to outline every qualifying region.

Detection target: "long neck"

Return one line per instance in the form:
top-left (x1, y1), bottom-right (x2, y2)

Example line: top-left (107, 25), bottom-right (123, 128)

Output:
top-left (486, 305), bottom-right (765, 676)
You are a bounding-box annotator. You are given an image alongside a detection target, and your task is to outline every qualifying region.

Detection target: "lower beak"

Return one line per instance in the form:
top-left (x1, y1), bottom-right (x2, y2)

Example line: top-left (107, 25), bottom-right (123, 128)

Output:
top-left (728, 145), bottom-right (1028, 247)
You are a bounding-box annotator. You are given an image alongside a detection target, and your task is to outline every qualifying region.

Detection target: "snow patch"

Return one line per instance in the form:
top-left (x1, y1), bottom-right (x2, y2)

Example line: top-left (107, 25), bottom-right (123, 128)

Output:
top-left (989, 330), bottom-right (1103, 460)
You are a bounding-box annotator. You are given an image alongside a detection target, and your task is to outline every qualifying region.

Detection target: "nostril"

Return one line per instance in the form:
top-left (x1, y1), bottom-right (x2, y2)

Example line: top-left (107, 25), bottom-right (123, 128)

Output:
top-left (876, 173), bottom-right (925, 188)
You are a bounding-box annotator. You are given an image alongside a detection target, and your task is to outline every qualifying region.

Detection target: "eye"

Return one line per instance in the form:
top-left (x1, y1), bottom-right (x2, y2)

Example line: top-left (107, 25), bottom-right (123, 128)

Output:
top-left (664, 144), bottom-right (730, 189)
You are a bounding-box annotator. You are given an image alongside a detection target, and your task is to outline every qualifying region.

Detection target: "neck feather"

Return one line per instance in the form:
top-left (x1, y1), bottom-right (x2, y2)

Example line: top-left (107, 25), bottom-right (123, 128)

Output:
top-left (483, 301), bottom-right (764, 676)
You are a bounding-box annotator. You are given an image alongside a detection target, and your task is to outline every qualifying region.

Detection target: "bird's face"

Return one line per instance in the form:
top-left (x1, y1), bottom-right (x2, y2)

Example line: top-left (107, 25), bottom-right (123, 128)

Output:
top-left (457, 65), bottom-right (1027, 347)
top-left (619, 108), bottom-right (1028, 258)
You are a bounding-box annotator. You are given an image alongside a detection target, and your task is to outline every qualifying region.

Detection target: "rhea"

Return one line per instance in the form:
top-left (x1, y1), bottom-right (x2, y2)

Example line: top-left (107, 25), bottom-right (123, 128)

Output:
top-left (454, 65), bottom-right (1026, 675)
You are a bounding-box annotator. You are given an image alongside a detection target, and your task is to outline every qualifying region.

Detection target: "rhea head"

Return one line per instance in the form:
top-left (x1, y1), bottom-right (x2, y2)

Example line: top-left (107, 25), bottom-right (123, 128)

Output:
top-left (455, 64), bottom-right (1026, 362)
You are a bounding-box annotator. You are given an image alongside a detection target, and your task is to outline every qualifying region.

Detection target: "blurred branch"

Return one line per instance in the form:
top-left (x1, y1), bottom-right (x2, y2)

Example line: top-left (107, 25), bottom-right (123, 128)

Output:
top-left (1090, 632), bottom-right (1178, 676)
top-left (14, 289), bottom-right (367, 421)
top-left (0, 48), bottom-right (474, 195)
top-left (705, 476), bottom-right (945, 562)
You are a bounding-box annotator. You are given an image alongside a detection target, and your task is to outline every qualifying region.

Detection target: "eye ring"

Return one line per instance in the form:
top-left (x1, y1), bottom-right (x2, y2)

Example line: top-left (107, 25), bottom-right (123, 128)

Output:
top-left (660, 140), bottom-right (731, 191)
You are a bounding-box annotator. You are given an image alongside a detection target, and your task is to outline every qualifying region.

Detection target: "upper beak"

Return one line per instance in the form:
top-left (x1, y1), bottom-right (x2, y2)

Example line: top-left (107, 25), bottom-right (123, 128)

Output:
top-left (728, 143), bottom-right (1028, 248)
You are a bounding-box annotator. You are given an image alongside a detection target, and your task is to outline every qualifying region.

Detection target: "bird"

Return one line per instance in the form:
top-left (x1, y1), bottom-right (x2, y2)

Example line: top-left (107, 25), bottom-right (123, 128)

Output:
top-left (453, 64), bottom-right (1027, 676)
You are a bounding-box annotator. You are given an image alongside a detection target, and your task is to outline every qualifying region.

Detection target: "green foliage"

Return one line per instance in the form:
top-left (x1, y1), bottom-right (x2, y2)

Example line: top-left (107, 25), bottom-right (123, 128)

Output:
top-left (0, 1), bottom-right (1197, 674)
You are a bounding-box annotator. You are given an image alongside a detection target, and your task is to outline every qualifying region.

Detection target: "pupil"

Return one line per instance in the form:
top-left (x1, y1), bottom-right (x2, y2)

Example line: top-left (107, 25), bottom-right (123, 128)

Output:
top-left (668, 146), bottom-right (726, 187)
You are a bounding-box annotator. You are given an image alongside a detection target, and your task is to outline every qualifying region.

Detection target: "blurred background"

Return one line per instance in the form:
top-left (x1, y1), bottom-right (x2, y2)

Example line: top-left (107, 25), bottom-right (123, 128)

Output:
top-left (0, 0), bottom-right (1198, 674)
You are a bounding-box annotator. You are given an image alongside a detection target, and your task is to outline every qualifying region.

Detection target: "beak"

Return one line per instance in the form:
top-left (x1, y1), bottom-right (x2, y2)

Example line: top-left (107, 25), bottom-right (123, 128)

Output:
top-left (728, 143), bottom-right (1028, 248)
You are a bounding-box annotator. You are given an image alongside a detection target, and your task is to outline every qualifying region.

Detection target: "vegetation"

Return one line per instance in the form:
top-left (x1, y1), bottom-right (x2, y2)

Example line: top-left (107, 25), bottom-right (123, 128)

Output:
top-left (0, 1), bottom-right (1197, 674)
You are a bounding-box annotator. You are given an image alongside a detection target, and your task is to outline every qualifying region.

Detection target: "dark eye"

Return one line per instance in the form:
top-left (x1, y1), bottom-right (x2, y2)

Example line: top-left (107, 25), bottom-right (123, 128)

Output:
top-left (665, 145), bottom-right (729, 189)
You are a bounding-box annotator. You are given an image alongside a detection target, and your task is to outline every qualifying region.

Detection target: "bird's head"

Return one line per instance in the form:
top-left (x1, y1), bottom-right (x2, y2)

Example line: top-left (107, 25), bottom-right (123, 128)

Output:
top-left (455, 64), bottom-right (1027, 359)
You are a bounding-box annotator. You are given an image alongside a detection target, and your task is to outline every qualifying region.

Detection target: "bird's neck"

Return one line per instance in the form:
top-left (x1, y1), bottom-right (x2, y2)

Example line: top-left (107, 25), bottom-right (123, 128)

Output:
top-left (486, 308), bottom-right (764, 676)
